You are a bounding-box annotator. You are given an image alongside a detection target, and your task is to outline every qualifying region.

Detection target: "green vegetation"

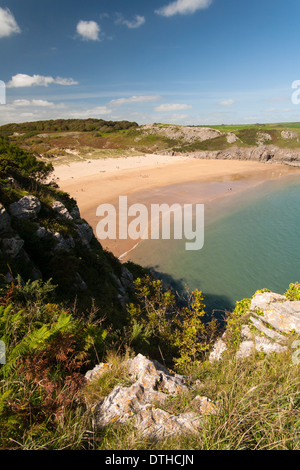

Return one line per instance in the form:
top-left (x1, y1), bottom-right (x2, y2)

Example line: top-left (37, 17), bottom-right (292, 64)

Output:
top-left (0, 137), bottom-right (144, 325)
top-left (1, 273), bottom-right (300, 449)
top-left (173, 134), bottom-right (231, 153)
top-left (125, 276), bottom-right (219, 370)
top-left (1, 133), bottom-right (300, 450)
top-left (2, 119), bottom-right (300, 163)
top-left (0, 137), bottom-right (53, 181)
top-left (0, 118), bottom-right (138, 139)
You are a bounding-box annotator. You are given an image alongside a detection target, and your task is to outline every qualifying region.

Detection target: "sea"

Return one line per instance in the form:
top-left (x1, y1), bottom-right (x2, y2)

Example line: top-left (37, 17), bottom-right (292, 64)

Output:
top-left (127, 171), bottom-right (300, 317)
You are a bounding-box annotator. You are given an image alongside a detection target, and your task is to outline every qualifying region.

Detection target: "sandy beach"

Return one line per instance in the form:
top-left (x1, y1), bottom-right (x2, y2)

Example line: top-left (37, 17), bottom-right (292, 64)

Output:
top-left (53, 154), bottom-right (300, 259)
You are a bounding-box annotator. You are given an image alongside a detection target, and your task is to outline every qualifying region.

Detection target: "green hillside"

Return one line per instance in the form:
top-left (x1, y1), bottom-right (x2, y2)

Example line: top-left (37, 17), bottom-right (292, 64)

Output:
top-left (1, 119), bottom-right (300, 166)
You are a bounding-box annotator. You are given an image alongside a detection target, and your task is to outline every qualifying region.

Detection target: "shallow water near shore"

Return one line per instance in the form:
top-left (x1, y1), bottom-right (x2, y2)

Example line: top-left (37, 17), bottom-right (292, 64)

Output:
top-left (128, 172), bottom-right (300, 315)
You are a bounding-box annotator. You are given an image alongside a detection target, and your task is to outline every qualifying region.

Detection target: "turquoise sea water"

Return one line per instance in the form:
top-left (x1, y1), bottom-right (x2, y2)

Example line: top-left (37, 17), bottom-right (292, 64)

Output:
top-left (128, 173), bottom-right (300, 315)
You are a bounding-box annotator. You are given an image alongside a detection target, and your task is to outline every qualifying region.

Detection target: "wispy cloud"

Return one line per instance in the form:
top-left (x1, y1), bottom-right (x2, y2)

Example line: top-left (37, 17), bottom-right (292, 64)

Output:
top-left (12, 99), bottom-right (65, 108)
top-left (267, 96), bottom-right (288, 103)
top-left (115, 14), bottom-right (145, 29)
top-left (7, 74), bottom-right (78, 88)
top-left (76, 20), bottom-right (100, 41)
top-left (67, 106), bottom-right (112, 118)
top-left (155, 0), bottom-right (212, 17)
top-left (0, 7), bottom-right (21, 38)
top-left (109, 95), bottom-right (161, 106)
top-left (154, 103), bottom-right (192, 112)
top-left (219, 99), bottom-right (235, 107)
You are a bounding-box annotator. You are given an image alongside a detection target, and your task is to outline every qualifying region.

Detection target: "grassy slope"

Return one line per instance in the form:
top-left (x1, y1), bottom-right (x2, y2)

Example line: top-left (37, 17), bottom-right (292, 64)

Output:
top-left (1, 120), bottom-right (300, 165)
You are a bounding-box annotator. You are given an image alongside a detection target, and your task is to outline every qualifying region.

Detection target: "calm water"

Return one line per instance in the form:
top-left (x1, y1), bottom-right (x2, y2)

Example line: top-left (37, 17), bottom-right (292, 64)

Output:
top-left (128, 173), bottom-right (300, 315)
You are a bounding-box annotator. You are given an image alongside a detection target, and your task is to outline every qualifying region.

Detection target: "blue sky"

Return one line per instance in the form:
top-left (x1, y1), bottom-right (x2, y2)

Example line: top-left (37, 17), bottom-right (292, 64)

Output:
top-left (0, 0), bottom-right (300, 126)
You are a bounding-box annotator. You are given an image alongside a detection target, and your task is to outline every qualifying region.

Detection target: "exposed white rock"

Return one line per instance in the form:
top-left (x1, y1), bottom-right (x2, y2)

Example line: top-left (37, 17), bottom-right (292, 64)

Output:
top-left (85, 363), bottom-right (113, 382)
top-left (250, 292), bottom-right (300, 334)
top-left (210, 291), bottom-right (298, 361)
top-left (257, 132), bottom-right (272, 145)
top-left (51, 201), bottom-right (73, 221)
top-left (209, 337), bottom-right (227, 362)
top-left (135, 405), bottom-right (202, 440)
top-left (226, 133), bottom-right (239, 144)
top-left (140, 124), bottom-right (223, 144)
top-left (281, 130), bottom-right (298, 140)
top-left (90, 354), bottom-right (215, 440)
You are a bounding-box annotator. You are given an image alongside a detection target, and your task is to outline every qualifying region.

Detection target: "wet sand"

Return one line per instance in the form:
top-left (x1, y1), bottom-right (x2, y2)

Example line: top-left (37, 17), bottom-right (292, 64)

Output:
top-left (53, 155), bottom-right (300, 259)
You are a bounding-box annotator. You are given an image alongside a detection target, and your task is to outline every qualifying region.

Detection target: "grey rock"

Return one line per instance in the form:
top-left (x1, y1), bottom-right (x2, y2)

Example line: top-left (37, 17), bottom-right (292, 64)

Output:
top-left (210, 291), bottom-right (298, 362)
top-left (249, 315), bottom-right (286, 342)
top-left (51, 201), bottom-right (73, 221)
top-left (85, 363), bottom-right (113, 382)
top-left (209, 336), bottom-right (227, 362)
top-left (9, 196), bottom-right (41, 220)
top-left (91, 354), bottom-right (213, 440)
top-left (250, 292), bottom-right (300, 334)
top-left (36, 226), bottom-right (52, 240)
top-left (281, 131), bottom-right (298, 140)
top-left (126, 354), bottom-right (189, 397)
top-left (70, 205), bottom-right (81, 220)
top-left (0, 203), bottom-right (11, 233)
top-left (2, 237), bottom-right (24, 258)
top-left (76, 222), bottom-right (94, 245)
top-left (191, 145), bottom-right (300, 165)
top-left (53, 232), bottom-right (75, 251)
top-left (135, 405), bottom-right (202, 440)
top-left (120, 267), bottom-right (134, 290)
top-left (74, 272), bottom-right (87, 291)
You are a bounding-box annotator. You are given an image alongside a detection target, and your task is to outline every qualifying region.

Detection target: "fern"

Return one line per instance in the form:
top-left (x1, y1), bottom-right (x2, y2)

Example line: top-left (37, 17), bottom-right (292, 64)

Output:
top-left (0, 389), bottom-right (13, 416)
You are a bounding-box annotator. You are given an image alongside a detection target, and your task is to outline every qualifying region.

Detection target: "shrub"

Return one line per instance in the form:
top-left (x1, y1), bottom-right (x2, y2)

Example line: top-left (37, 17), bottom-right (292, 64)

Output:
top-left (0, 279), bottom-right (108, 449)
top-left (126, 275), bottom-right (219, 370)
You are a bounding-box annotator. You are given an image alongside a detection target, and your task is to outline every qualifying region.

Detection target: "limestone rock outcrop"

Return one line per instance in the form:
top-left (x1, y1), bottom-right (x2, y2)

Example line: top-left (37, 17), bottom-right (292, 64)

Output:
top-left (210, 291), bottom-right (300, 362)
top-left (0, 183), bottom-right (135, 316)
top-left (86, 354), bottom-right (217, 440)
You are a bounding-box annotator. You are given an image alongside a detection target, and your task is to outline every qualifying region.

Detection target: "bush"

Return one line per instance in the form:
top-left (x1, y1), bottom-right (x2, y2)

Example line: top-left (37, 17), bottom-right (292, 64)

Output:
top-left (0, 137), bottom-right (53, 181)
top-left (126, 275), bottom-right (219, 370)
top-left (0, 279), bottom-right (108, 449)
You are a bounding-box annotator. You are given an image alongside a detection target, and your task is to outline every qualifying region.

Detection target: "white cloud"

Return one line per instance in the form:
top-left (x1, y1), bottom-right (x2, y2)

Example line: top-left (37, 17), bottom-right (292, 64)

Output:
top-left (155, 0), bottom-right (212, 17)
top-left (219, 99), bottom-right (235, 107)
top-left (68, 106), bottom-right (112, 118)
top-left (55, 77), bottom-right (78, 86)
top-left (13, 99), bottom-right (58, 108)
top-left (154, 103), bottom-right (192, 112)
top-left (109, 95), bottom-right (161, 106)
top-left (115, 14), bottom-right (145, 29)
top-left (7, 74), bottom-right (78, 88)
top-left (76, 20), bottom-right (100, 41)
top-left (0, 7), bottom-right (21, 38)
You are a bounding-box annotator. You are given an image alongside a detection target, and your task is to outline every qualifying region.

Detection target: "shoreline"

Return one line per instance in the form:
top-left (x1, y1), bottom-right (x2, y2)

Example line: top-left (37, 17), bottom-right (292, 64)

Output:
top-left (53, 154), bottom-right (300, 260)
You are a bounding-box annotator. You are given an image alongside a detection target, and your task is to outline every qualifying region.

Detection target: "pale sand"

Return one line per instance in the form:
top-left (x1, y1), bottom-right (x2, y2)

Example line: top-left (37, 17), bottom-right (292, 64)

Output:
top-left (52, 154), bottom-right (300, 259)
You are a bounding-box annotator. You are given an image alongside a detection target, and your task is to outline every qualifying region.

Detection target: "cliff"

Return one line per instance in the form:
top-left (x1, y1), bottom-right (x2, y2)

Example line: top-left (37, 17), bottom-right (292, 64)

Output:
top-left (0, 137), bottom-right (144, 328)
top-left (190, 145), bottom-right (300, 166)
